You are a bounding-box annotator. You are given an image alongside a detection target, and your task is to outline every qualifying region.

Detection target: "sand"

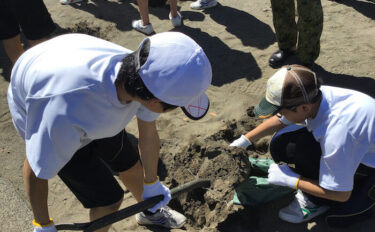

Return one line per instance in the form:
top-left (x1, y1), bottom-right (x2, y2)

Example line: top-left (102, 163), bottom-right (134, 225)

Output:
top-left (0, 0), bottom-right (375, 231)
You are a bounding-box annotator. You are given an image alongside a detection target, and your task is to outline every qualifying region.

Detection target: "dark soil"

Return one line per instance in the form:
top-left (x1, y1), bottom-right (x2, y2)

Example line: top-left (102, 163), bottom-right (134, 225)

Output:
top-left (160, 107), bottom-right (272, 230)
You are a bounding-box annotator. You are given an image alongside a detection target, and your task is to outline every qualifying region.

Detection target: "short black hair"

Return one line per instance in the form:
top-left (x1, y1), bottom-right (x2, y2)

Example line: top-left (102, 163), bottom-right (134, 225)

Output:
top-left (115, 50), bottom-right (178, 111)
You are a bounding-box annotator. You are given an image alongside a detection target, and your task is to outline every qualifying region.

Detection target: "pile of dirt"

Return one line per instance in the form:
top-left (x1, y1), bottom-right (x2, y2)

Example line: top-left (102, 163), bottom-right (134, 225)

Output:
top-left (160, 107), bottom-right (272, 230)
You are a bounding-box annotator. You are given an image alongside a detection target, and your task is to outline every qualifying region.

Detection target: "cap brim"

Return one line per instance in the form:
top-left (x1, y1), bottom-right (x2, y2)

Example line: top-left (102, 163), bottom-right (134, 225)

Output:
top-left (181, 94), bottom-right (210, 120)
top-left (254, 97), bottom-right (281, 119)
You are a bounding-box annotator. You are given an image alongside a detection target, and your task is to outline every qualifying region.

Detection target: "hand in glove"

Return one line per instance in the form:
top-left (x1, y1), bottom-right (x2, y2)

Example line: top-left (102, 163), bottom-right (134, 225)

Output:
top-left (229, 135), bottom-right (252, 149)
top-left (268, 163), bottom-right (300, 189)
top-left (33, 219), bottom-right (57, 232)
top-left (142, 176), bottom-right (171, 213)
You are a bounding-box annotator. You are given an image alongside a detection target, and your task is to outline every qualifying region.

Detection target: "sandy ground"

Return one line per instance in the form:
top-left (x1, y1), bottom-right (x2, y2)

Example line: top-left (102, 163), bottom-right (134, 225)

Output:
top-left (0, 0), bottom-right (375, 231)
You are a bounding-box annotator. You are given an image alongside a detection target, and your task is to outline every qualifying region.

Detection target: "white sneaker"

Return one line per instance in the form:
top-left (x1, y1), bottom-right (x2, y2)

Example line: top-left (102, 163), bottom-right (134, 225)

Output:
top-left (132, 20), bottom-right (154, 35)
top-left (190, 0), bottom-right (218, 10)
top-left (169, 12), bottom-right (182, 27)
top-left (279, 190), bottom-right (329, 223)
top-left (136, 207), bottom-right (187, 229)
top-left (60, 0), bottom-right (83, 5)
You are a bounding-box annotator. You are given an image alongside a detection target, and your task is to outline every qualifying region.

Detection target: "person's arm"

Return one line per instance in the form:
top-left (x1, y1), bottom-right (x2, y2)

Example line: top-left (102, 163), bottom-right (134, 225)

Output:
top-left (23, 158), bottom-right (51, 225)
top-left (137, 118), bottom-right (159, 183)
top-left (230, 115), bottom-right (287, 148)
top-left (298, 177), bottom-right (352, 202)
top-left (137, 118), bottom-right (171, 212)
top-left (244, 115), bottom-right (286, 141)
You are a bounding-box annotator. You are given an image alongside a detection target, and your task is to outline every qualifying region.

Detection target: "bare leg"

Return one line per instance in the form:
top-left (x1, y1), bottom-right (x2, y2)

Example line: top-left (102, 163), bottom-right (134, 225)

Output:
top-left (89, 197), bottom-right (123, 232)
top-left (136, 0), bottom-right (151, 26)
top-left (119, 160), bottom-right (144, 202)
top-left (168, 0), bottom-right (178, 18)
top-left (2, 34), bottom-right (24, 64)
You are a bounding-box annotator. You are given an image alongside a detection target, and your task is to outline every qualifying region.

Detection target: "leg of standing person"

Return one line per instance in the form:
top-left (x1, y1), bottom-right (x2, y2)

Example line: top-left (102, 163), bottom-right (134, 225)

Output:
top-left (132, 0), bottom-right (155, 35)
top-left (296, 0), bottom-right (323, 67)
top-left (269, 0), bottom-right (297, 68)
top-left (168, 0), bottom-right (182, 27)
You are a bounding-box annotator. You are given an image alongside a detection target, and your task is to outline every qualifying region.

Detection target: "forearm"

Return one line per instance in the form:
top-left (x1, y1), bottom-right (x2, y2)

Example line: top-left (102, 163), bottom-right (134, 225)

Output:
top-left (23, 158), bottom-right (51, 225)
top-left (244, 115), bottom-right (286, 142)
top-left (298, 177), bottom-right (351, 202)
top-left (137, 120), bottom-right (160, 183)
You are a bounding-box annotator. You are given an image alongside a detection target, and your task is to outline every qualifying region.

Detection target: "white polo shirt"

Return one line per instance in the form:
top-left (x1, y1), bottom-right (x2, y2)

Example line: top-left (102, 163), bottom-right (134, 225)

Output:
top-left (306, 86), bottom-right (375, 191)
top-left (7, 34), bottom-right (159, 179)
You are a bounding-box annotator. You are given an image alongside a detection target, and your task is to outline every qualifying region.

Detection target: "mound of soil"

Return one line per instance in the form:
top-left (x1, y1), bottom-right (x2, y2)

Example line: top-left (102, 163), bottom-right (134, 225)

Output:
top-left (160, 107), bottom-right (272, 230)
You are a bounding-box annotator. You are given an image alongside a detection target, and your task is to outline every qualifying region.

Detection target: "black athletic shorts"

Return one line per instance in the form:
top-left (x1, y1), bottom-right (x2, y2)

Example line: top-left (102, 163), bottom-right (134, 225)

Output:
top-left (0, 0), bottom-right (55, 40)
top-left (58, 129), bottom-right (140, 208)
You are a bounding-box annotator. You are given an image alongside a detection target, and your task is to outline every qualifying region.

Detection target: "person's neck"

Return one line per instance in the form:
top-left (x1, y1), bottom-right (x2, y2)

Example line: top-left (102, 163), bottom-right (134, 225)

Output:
top-left (309, 98), bottom-right (322, 119)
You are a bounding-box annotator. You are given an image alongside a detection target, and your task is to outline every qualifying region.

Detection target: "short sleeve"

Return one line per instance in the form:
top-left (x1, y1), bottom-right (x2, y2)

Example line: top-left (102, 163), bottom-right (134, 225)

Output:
top-left (136, 104), bottom-right (159, 122)
top-left (319, 123), bottom-right (359, 191)
top-left (25, 96), bottom-right (85, 179)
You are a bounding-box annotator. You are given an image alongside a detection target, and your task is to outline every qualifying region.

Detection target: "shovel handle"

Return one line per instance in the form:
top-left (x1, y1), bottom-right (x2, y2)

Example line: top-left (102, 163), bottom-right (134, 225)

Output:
top-left (56, 179), bottom-right (210, 231)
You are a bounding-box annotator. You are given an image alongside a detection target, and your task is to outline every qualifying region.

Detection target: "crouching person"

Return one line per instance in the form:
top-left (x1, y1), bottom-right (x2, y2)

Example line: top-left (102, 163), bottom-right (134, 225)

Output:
top-left (7, 32), bottom-right (212, 231)
top-left (230, 65), bottom-right (375, 226)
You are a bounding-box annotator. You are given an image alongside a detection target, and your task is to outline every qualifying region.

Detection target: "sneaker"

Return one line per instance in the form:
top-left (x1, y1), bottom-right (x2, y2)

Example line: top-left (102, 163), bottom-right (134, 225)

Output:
top-left (279, 190), bottom-right (330, 223)
top-left (136, 207), bottom-right (187, 229)
top-left (169, 12), bottom-right (182, 27)
top-left (190, 0), bottom-right (218, 10)
top-left (132, 20), bottom-right (154, 35)
top-left (60, 0), bottom-right (83, 5)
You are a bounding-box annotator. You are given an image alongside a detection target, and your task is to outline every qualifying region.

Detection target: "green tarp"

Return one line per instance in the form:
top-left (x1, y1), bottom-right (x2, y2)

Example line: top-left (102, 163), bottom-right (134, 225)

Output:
top-left (233, 157), bottom-right (294, 206)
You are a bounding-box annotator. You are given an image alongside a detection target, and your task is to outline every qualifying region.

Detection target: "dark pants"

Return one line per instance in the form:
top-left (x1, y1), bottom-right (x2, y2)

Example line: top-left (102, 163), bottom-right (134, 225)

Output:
top-left (270, 127), bottom-right (375, 227)
top-left (270, 0), bottom-right (323, 64)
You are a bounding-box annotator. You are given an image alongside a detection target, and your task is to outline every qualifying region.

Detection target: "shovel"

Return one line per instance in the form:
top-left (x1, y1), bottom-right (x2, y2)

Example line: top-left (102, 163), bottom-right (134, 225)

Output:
top-left (56, 179), bottom-right (210, 231)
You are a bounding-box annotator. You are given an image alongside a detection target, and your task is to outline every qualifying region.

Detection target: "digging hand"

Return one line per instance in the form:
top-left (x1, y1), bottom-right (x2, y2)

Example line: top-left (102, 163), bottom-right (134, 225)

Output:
top-left (33, 219), bottom-right (57, 232)
top-left (229, 135), bottom-right (252, 149)
top-left (268, 163), bottom-right (300, 189)
top-left (142, 176), bottom-right (171, 213)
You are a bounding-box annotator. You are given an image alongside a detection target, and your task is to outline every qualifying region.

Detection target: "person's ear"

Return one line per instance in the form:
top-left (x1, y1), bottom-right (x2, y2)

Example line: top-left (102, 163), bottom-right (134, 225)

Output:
top-left (149, 98), bottom-right (161, 105)
top-left (301, 104), bottom-right (312, 114)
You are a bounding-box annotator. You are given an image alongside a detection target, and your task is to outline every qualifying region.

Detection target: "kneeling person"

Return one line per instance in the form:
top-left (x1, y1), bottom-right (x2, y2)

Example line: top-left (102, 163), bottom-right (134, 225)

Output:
top-left (230, 65), bottom-right (375, 226)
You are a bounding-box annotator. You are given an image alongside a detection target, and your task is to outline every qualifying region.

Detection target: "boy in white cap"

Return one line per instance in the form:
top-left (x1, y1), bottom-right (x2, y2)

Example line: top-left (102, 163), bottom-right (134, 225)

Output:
top-left (7, 32), bottom-right (212, 232)
top-left (230, 65), bottom-right (375, 226)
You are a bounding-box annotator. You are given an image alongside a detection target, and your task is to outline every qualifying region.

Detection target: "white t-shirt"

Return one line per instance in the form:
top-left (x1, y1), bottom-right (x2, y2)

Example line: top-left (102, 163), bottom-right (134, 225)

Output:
top-left (276, 86), bottom-right (375, 191)
top-left (306, 86), bottom-right (375, 191)
top-left (7, 34), bottom-right (159, 179)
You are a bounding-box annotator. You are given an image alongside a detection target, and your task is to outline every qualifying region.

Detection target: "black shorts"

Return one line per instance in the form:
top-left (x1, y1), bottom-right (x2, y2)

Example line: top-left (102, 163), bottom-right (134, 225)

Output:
top-left (58, 129), bottom-right (140, 208)
top-left (0, 0), bottom-right (55, 40)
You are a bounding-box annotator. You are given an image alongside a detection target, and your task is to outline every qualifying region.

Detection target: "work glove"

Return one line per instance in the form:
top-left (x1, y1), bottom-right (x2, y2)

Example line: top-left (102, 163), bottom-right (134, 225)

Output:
top-left (33, 219), bottom-right (57, 232)
top-left (268, 163), bottom-right (300, 189)
top-left (142, 176), bottom-right (171, 213)
top-left (229, 135), bottom-right (252, 149)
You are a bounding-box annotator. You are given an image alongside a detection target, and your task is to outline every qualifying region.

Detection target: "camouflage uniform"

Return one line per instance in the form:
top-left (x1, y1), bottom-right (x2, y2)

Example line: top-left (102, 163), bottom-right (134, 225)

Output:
top-left (270, 0), bottom-right (323, 65)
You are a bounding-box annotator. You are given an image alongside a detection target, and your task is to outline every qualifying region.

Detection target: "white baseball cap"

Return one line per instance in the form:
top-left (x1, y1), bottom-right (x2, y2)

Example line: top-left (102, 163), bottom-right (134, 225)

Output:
top-left (135, 32), bottom-right (212, 120)
top-left (254, 65), bottom-right (320, 118)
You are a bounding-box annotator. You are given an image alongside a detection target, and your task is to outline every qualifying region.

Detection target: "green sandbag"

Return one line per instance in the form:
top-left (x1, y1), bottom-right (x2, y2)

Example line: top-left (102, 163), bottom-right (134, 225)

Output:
top-left (233, 157), bottom-right (293, 206)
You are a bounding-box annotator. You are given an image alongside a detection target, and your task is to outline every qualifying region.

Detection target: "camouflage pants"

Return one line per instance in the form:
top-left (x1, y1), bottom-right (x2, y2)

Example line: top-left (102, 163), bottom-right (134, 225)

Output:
top-left (270, 0), bottom-right (323, 64)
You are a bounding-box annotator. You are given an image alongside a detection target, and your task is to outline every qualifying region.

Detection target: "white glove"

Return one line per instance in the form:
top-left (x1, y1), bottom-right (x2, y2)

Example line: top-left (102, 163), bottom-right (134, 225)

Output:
top-left (142, 176), bottom-right (171, 213)
top-left (268, 163), bottom-right (300, 189)
top-left (33, 219), bottom-right (57, 232)
top-left (229, 135), bottom-right (252, 149)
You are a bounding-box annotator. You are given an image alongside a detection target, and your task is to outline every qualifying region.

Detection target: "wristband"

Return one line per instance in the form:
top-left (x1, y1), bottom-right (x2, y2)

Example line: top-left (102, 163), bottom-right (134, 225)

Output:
top-left (32, 218), bottom-right (54, 227)
top-left (295, 176), bottom-right (301, 190)
top-left (144, 176), bottom-right (159, 185)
